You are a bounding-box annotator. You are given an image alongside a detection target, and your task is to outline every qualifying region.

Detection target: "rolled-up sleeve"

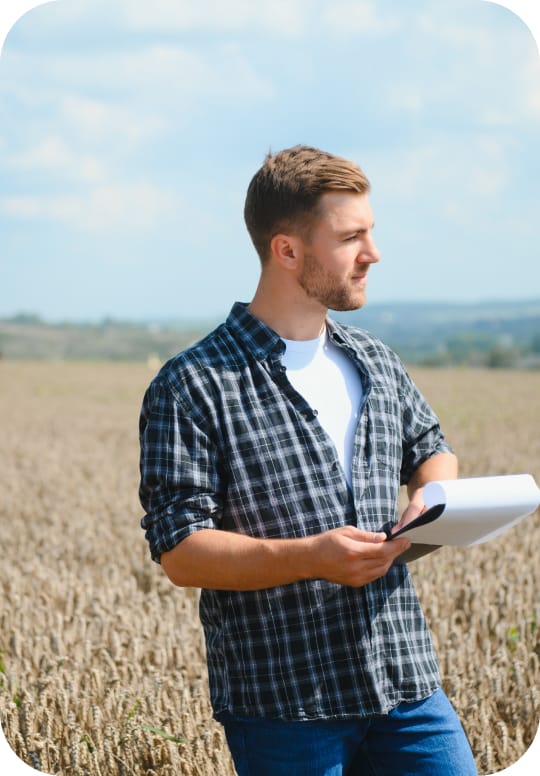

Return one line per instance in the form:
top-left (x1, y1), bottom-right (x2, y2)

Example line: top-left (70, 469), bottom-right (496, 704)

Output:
top-left (398, 366), bottom-right (453, 486)
top-left (139, 380), bottom-right (224, 563)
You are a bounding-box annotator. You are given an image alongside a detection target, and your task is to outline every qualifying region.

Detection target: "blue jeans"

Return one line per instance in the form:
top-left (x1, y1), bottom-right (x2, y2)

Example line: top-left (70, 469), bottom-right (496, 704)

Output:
top-left (218, 689), bottom-right (477, 775)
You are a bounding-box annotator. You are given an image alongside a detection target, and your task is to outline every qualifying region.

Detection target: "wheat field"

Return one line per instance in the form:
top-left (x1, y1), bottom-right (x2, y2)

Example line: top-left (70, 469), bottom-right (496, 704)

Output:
top-left (0, 361), bottom-right (538, 775)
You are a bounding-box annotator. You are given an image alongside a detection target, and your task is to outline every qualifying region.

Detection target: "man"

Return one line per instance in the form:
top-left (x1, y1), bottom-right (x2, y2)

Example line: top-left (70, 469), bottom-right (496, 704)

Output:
top-left (139, 145), bottom-right (477, 775)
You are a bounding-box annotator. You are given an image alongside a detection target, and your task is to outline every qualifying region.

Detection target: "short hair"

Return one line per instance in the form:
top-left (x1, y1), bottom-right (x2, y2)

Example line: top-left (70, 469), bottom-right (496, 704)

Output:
top-left (244, 145), bottom-right (370, 264)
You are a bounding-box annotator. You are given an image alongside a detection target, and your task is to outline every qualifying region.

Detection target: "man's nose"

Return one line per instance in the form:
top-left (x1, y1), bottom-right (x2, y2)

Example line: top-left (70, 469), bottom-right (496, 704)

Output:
top-left (357, 234), bottom-right (381, 264)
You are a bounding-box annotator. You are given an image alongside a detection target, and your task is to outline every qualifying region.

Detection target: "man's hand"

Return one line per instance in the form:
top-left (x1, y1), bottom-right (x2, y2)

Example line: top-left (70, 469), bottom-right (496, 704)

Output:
top-left (393, 451), bottom-right (459, 534)
top-left (393, 496), bottom-right (425, 534)
top-left (306, 526), bottom-right (411, 587)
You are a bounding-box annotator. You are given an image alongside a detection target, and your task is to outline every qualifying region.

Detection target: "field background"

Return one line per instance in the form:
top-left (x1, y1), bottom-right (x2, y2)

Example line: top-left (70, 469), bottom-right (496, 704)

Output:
top-left (0, 361), bottom-right (538, 775)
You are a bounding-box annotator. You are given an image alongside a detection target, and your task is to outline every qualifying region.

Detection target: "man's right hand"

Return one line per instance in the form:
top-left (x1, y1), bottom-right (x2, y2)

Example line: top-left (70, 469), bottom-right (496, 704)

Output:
top-left (306, 526), bottom-right (411, 587)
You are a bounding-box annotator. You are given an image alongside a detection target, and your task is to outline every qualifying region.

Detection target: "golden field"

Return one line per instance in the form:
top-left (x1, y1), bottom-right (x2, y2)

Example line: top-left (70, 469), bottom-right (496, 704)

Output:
top-left (0, 361), bottom-right (538, 775)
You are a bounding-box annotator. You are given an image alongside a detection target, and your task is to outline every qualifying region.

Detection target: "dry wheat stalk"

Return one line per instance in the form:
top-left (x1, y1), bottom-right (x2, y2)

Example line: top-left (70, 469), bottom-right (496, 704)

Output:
top-left (0, 363), bottom-right (538, 774)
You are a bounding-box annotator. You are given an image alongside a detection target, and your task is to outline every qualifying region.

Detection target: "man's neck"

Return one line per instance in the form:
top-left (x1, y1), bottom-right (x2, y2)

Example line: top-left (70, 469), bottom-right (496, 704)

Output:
top-left (248, 276), bottom-right (327, 341)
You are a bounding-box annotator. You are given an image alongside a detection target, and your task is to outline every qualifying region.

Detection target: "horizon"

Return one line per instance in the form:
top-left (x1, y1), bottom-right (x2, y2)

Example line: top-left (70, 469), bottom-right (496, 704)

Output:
top-left (2, 295), bottom-right (539, 328)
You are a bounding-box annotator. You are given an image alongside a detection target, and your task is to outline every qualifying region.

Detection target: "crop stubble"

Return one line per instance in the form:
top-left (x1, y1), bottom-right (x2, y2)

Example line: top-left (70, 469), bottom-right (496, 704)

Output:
top-left (0, 362), bottom-right (538, 775)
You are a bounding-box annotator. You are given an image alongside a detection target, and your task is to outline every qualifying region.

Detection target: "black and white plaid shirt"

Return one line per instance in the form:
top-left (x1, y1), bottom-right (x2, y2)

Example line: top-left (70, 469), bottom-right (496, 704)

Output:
top-left (139, 302), bottom-right (450, 720)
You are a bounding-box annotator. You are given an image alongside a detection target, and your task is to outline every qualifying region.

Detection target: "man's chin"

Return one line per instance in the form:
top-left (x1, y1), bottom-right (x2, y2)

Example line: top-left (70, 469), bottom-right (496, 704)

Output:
top-left (329, 293), bottom-right (367, 313)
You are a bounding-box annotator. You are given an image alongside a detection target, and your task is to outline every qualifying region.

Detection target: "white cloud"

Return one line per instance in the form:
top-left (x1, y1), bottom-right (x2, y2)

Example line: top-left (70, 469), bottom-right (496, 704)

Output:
top-left (5, 136), bottom-right (106, 182)
top-left (358, 134), bottom-right (510, 206)
top-left (122, 43), bottom-right (275, 102)
top-left (0, 39), bottom-right (274, 187)
top-left (522, 50), bottom-right (540, 119)
top-left (0, 43), bottom-right (274, 106)
top-left (1, 195), bottom-right (39, 218)
top-left (321, 0), bottom-right (399, 36)
top-left (0, 181), bottom-right (178, 232)
top-left (113, 0), bottom-right (308, 37)
top-left (0, 0), bottom-right (313, 53)
top-left (59, 95), bottom-right (166, 145)
top-left (382, 4), bottom-right (540, 128)
top-left (384, 89), bottom-right (424, 114)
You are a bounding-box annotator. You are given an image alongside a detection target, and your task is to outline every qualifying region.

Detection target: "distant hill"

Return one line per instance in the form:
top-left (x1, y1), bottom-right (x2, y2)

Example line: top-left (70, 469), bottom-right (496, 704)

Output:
top-left (0, 317), bottom-right (205, 363)
top-left (332, 299), bottom-right (540, 367)
top-left (1, 299), bottom-right (539, 367)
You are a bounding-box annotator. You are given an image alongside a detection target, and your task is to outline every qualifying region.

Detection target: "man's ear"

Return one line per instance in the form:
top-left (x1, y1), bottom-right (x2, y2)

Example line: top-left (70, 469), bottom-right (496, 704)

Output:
top-left (269, 233), bottom-right (303, 271)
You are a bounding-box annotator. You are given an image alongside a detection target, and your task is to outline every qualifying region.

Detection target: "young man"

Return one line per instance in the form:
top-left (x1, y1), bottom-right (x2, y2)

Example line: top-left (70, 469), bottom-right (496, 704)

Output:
top-left (139, 146), bottom-right (477, 775)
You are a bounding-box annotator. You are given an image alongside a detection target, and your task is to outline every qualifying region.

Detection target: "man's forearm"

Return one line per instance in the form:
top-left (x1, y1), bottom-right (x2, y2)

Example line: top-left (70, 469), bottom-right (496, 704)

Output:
top-left (161, 529), bottom-right (313, 590)
top-left (407, 451), bottom-right (458, 504)
top-left (160, 525), bottom-right (411, 591)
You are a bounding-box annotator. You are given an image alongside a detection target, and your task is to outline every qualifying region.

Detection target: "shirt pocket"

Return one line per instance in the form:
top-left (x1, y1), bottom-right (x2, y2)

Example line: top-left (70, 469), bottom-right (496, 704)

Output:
top-left (367, 389), bottom-right (403, 475)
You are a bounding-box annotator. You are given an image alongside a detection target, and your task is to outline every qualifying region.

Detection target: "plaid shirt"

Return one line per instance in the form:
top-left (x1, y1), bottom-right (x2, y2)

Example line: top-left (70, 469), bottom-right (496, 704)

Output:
top-left (139, 302), bottom-right (450, 720)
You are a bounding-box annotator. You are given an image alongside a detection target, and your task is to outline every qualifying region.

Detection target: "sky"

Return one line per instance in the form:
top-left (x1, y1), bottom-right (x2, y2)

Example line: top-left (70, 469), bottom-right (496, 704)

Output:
top-left (0, 0), bottom-right (539, 324)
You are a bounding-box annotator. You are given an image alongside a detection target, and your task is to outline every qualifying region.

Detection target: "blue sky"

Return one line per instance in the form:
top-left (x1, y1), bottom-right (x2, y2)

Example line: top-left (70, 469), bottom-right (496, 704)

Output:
top-left (0, 0), bottom-right (539, 323)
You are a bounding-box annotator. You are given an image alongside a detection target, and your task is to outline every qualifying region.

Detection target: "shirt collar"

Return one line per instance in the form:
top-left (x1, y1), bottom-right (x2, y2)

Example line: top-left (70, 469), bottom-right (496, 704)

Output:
top-left (226, 302), bottom-right (360, 362)
top-left (325, 317), bottom-right (359, 351)
top-left (225, 302), bottom-right (285, 361)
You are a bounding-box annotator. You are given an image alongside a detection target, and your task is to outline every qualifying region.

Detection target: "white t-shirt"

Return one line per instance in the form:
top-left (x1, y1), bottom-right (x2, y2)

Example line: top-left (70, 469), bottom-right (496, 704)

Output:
top-left (282, 330), bottom-right (363, 487)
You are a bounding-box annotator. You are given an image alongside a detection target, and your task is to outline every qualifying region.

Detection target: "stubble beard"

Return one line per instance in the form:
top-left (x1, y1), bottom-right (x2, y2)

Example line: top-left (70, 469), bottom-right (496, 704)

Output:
top-left (298, 251), bottom-right (366, 312)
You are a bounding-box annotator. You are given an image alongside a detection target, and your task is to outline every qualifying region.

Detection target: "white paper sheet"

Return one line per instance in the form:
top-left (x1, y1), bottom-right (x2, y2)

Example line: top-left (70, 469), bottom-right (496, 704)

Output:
top-left (402, 474), bottom-right (540, 546)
